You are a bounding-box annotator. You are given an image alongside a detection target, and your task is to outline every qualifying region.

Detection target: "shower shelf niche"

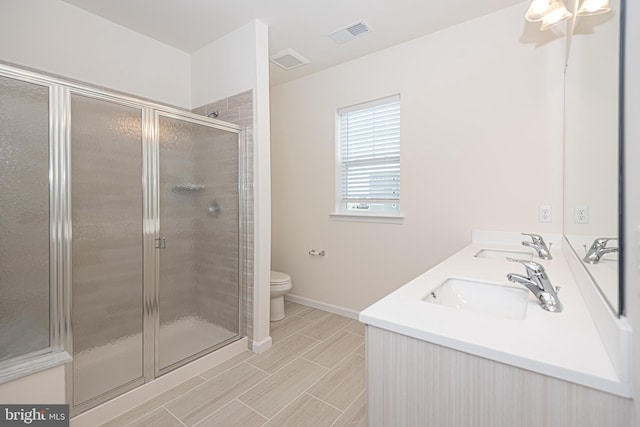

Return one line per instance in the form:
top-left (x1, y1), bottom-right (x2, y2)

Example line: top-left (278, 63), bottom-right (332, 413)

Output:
top-left (172, 184), bottom-right (206, 191)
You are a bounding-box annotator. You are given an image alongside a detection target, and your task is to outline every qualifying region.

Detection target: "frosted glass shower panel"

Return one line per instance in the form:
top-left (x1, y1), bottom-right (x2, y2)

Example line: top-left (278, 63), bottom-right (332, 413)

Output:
top-left (0, 76), bottom-right (50, 362)
top-left (157, 116), bottom-right (240, 371)
top-left (71, 94), bottom-right (144, 406)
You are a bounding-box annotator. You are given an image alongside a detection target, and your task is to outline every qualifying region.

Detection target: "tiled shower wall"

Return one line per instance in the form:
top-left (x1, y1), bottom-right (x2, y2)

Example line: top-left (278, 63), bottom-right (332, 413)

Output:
top-left (191, 128), bottom-right (240, 333)
top-left (192, 89), bottom-right (255, 341)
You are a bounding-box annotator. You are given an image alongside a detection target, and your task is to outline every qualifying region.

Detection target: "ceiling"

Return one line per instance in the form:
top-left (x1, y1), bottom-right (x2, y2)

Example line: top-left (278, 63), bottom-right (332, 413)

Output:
top-left (61, 0), bottom-right (526, 86)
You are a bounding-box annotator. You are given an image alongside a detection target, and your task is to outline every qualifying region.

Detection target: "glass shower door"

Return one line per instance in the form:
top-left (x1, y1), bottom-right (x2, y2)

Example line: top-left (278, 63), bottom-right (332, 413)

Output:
top-left (0, 76), bottom-right (50, 362)
top-left (157, 115), bottom-right (240, 372)
top-left (71, 94), bottom-right (144, 407)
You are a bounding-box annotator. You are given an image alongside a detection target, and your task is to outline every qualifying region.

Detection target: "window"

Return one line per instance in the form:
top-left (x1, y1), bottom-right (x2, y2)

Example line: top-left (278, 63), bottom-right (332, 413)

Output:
top-left (336, 95), bottom-right (400, 216)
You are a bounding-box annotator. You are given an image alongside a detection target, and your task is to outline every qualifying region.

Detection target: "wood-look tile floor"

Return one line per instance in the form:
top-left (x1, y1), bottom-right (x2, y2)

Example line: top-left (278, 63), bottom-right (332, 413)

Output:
top-left (99, 302), bottom-right (366, 427)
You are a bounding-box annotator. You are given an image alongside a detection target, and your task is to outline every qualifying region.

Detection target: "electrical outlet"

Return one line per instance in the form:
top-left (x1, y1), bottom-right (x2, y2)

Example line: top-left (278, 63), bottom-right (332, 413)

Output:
top-left (575, 206), bottom-right (589, 224)
top-left (539, 205), bottom-right (552, 223)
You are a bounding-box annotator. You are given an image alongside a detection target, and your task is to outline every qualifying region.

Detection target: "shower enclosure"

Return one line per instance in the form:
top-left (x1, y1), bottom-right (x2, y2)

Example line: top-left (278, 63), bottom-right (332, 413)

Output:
top-left (0, 64), bottom-right (245, 413)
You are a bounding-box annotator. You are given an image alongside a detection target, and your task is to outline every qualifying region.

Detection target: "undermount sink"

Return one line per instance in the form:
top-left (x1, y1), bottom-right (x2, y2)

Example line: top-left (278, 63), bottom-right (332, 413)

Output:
top-left (474, 248), bottom-right (533, 261)
top-left (423, 278), bottom-right (529, 320)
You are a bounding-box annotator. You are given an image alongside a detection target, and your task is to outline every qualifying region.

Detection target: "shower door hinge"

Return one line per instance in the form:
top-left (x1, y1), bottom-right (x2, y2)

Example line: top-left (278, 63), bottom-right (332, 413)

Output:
top-left (155, 237), bottom-right (166, 249)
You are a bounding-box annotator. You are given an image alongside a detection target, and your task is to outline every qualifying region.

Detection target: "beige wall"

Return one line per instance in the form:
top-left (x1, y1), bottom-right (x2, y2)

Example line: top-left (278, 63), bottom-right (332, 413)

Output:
top-left (270, 3), bottom-right (564, 311)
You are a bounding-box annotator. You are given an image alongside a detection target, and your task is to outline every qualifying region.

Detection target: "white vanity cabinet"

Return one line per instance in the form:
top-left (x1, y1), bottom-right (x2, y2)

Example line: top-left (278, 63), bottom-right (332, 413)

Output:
top-left (365, 325), bottom-right (631, 427)
top-left (359, 234), bottom-right (633, 427)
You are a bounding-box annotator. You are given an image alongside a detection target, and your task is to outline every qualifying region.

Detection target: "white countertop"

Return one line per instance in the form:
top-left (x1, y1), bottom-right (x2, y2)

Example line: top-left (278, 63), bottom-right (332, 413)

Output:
top-left (359, 235), bottom-right (632, 398)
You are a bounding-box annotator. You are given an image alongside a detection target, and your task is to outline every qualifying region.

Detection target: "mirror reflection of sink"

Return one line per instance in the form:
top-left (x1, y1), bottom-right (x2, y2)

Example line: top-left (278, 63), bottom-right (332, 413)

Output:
top-left (423, 278), bottom-right (529, 320)
top-left (474, 249), bottom-right (533, 261)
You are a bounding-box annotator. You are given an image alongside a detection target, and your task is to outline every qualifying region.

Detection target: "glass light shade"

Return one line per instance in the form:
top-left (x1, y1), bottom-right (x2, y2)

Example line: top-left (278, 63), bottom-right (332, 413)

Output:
top-left (540, 0), bottom-right (573, 30)
top-left (525, 0), bottom-right (554, 22)
top-left (577, 0), bottom-right (611, 16)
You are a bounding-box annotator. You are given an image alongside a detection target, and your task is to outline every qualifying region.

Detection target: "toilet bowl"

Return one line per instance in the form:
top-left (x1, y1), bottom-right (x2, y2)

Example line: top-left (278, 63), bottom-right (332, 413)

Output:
top-left (270, 271), bottom-right (292, 322)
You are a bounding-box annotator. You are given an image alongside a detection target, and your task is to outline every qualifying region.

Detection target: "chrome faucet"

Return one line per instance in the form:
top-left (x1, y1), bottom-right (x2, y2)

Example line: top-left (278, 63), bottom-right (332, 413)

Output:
top-left (506, 257), bottom-right (563, 312)
top-left (521, 233), bottom-right (552, 260)
top-left (583, 237), bottom-right (619, 264)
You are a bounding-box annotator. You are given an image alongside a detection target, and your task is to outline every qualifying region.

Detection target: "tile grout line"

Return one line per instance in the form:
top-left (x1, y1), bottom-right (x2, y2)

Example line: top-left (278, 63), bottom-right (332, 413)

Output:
top-left (266, 314), bottom-right (360, 421)
top-left (300, 338), bottom-right (364, 372)
top-left (199, 353), bottom-right (257, 381)
top-left (297, 317), bottom-right (358, 342)
top-left (251, 332), bottom-right (328, 374)
top-left (166, 362), bottom-right (272, 427)
top-left (301, 355), bottom-right (365, 410)
top-left (239, 352), bottom-right (334, 422)
top-left (303, 391), bottom-right (348, 414)
top-left (244, 360), bottom-right (273, 377)
top-left (106, 378), bottom-right (206, 427)
top-left (328, 389), bottom-right (366, 427)
top-left (233, 398), bottom-right (271, 426)
top-left (269, 317), bottom-right (317, 342)
top-left (191, 399), bottom-right (263, 427)
top-left (162, 406), bottom-right (188, 427)
top-left (120, 357), bottom-right (261, 427)
top-left (234, 397), bottom-right (268, 419)
top-left (344, 329), bottom-right (365, 339)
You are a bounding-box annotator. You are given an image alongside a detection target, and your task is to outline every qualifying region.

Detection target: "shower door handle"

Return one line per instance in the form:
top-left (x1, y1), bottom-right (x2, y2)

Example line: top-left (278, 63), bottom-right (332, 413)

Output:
top-left (155, 237), bottom-right (166, 249)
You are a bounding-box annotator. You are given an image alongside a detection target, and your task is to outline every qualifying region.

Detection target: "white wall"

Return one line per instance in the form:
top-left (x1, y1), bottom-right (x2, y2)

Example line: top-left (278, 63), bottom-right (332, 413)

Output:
top-left (0, 0), bottom-right (191, 108)
top-left (192, 21), bottom-right (258, 107)
top-left (192, 20), bottom-right (272, 350)
top-left (564, 8), bottom-right (619, 238)
top-left (623, 0), bottom-right (640, 422)
top-left (270, 3), bottom-right (564, 311)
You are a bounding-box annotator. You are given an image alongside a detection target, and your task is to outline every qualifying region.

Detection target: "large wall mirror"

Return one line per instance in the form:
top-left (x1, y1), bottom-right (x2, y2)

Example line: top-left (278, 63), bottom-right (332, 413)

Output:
top-left (564, 0), bottom-right (623, 316)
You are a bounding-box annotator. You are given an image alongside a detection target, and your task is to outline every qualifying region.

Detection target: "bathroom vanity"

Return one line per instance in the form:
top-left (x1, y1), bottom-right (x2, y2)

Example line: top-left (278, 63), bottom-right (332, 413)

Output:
top-left (359, 232), bottom-right (632, 427)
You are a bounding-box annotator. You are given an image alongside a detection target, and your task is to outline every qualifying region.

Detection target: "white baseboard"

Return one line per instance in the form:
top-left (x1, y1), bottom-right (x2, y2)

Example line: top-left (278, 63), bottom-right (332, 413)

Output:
top-left (250, 336), bottom-right (272, 353)
top-left (285, 294), bottom-right (359, 320)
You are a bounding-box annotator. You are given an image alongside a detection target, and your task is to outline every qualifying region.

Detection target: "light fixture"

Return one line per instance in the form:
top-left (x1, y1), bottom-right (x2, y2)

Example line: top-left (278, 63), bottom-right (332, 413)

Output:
top-left (525, 0), bottom-right (553, 22)
top-left (525, 0), bottom-right (573, 30)
top-left (577, 0), bottom-right (611, 16)
top-left (540, 1), bottom-right (573, 30)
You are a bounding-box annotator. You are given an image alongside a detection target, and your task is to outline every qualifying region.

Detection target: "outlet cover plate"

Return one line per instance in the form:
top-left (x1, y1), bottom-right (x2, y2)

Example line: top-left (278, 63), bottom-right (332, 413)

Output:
top-left (539, 205), bottom-right (552, 223)
top-left (575, 205), bottom-right (589, 224)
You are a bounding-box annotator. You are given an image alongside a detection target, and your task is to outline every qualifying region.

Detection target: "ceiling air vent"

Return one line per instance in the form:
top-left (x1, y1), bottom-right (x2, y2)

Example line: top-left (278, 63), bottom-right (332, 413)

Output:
top-left (329, 20), bottom-right (372, 44)
top-left (270, 48), bottom-right (310, 71)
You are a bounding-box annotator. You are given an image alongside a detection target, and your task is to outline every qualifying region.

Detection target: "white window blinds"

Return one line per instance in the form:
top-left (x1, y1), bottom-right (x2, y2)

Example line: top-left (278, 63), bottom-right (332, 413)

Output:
top-left (338, 95), bottom-right (400, 213)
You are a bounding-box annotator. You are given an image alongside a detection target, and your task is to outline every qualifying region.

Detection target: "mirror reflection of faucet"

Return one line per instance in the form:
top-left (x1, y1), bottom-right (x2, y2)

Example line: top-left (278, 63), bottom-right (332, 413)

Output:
top-left (583, 237), bottom-right (618, 264)
top-left (521, 233), bottom-right (552, 260)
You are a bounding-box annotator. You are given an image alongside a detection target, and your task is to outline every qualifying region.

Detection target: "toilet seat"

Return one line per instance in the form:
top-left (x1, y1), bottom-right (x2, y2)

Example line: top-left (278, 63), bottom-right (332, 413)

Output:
top-left (271, 271), bottom-right (291, 285)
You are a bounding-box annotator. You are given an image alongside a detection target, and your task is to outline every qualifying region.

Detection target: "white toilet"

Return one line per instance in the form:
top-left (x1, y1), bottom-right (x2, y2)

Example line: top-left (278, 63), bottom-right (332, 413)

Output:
top-left (270, 271), bottom-right (293, 322)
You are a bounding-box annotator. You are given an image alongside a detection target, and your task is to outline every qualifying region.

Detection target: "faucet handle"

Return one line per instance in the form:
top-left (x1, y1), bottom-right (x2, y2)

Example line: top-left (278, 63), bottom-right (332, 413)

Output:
top-left (594, 237), bottom-right (617, 247)
top-left (506, 257), bottom-right (545, 274)
top-left (521, 233), bottom-right (543, 244)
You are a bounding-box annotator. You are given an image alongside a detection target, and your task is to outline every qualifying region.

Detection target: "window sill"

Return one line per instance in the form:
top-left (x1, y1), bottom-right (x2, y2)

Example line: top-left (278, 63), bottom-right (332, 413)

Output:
top-left (330, 212), bottom-right (405, 224)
